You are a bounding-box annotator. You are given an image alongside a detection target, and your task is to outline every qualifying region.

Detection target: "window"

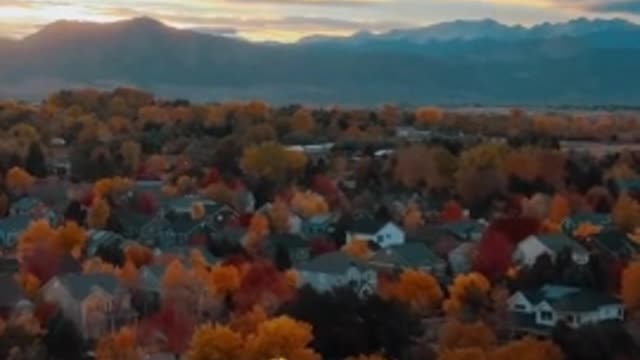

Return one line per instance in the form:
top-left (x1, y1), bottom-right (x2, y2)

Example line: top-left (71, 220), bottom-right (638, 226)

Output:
top-left (376, 235), bottom-right (384, 243)
top-left (540, 311), bottom-right (553, 321)
top-left (566, 314), bottom-right (575, 324)
top-left (618, 308), bottom-right (624, 318)
top-left (514, 304), bottom-right (526, 311)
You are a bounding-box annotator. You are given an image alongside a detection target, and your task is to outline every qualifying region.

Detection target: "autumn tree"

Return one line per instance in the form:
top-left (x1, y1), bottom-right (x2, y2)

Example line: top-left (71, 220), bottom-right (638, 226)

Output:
top-left (17, 219), bottom-right (57, 261)
top-left (491, 336), bottom-right (564, 360)
top-left (342, 239), bottom-right (372, 260)
top-left (441, 201), bottom-right (465, 222)
top-left (55, 221), bottom-right (87, 258)
top-left (388, 269), bottom-right (443, 315)
top-left (230, 305), bottom-right (269, 336)
top-left (244, 316), bottom-right (321, 360)
top-left (613, 195), bottom-right (640, 233)
top-left (415, 106), bottom-right (443, 128)
top-left (291, 190), bottom-right (330, 218)
top-left (233, 261), bottom-right (295, 313)
top-left (187, 324), bottom-right (244, 360)
top-left (87, 197), bottom-right (110, 229)
top-left (190, 202), bottom-right (206, 220)
top-left (379, 104), bottom-right (401, 128)
top-left (120, 140), bottom-right (142, 175)
top-left (6, 167), bottom-right (35, 194)
top-left (622, 261), bottom-right (640, 313)
top-left (125, 244), bottom-right (154, 268)
top-left (269, 199), bottom-right (291, 234)
top-left (291, 108), bottom-right (315, 134)
top-left (394, 144), bottom-right (458, 190)
top-left (438, 319), bottom-right (496, 352)
top-left (95, 326), bottom-right (141, 360)
top-left (402, 202), bottom-right (424, 231)
top-left (443, 272), bottom-right (491, 320)
top-left (246, 213), bottom-right (270, 252)
top-left (208, 265), bottom-right (241, 298)
top-left (438, 348), bottom-right (488, 360)
top-left (455, 144), bottom-right (509, 208)
top-left (25, 141), bottom-right (48, 178)
top-left (544, 194), bottom-right (571, 232)
top-left (117, 260), bottom-right (140, 288)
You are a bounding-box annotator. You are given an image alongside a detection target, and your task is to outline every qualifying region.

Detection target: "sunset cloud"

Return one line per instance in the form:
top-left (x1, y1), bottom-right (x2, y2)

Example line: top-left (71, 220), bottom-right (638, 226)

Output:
top-left (0, 0), bottom-right (638, 42)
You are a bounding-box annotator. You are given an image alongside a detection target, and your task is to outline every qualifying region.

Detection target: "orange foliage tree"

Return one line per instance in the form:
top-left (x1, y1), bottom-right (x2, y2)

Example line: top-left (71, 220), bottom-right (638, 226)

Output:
top-left (291, 108), bottom-right (315, 134)
top-left (208, 265), bottom-right (241, 298)
top-left (269, 199), bottom-right (291, 234)
top-left (443, 272), bottom-right (491, 319)
top-left (614, 195), bottom-right (640, 233)
top-left (117, 260), bottom-right (140, 288)
top-left (544, 194), bottom-right (571, 232)
top-left (95, 326), bottom-right (141, 360)
top-left (622, 261), bottom-right (640, 313)
top-left (230, 305), bottom-right (269, 337)
top-left (246, 213), bottom-right (271, 251)
top-left (438, 319), bottom-right (496, 352)
top-left (187, 324), bottom-right (244, 360)
top-left (291, 190), bottom-right (329, 218)
top-left (388, 269), bottom-right (444, 315)
top-left (491, 336), bottom-right (564, 360)
top-left (6, 167), bottom-right (35, 194)
top-left (125, 244), bottom-right (154, 268)
top-left (342, 239), bottom-right (372, 260)
top-left (55, 221), bottom-right (87, 258)
top-left (87, 197), bottom-right (111, 229)
top-left (415, 106), bottom-right (443, 128)
top-left (402, 202), bottom-right (424, 231)
top-left (244, 316), bottom-right (321, 360)
top-left (17, 219), bottom-right (57, 261)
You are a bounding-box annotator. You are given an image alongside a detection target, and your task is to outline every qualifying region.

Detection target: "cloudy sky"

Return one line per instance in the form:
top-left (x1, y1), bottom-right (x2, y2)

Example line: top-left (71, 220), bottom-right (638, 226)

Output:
top-left (1, 0), bottom-right (639, 42)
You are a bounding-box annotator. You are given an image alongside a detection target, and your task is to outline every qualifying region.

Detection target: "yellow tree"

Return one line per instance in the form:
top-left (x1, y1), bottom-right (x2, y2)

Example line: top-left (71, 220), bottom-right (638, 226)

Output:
top-left (287, 150), bottom-right (309, 176)
top-left (187, 324), bottom-right (244, 360)
top-left (241, 142), bottom-right (289, 181)
top-left (342, 239), bottom-right (372, 260)
top-left (95, 326), bottom-right (141, 360)
top-left (230, 305), bottom-right (269, 337)
top-left (291, 108), bottom-right (315, 134)
top-left (614, 195), bottom-right (640, 233)
top-left (87, 197), bottom-right (111, 229)
top-left (455, 144), bottom-right (509, 206)
top-left (55, 221), bottom-right (87, 258)
top-left (622, 261), bottom-right (640, 313)
top-left (244, 316), bottom-right (321, 360)
top-left (391, 269), bottom-right (444, 314)
top-left (120, 140), bottom-right (142, 174)
top-left (6, 167), bottom-right (35, 194)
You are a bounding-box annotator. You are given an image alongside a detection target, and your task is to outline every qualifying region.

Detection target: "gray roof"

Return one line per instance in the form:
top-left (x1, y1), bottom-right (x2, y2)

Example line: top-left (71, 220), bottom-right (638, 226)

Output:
top-left (296, 252), bottom-right (368, 274)
top-left (369, 243), bottom-right (443, 269)
top-left (593, 230), bottom-right (639, 259)
top-left (521, 285), bottom-right (620, 313)
top-left (57, 273), bottom-right (121, 300)
top-left (437, 220), bottom-right (485, 240)
top-left (349, 219), bottom-right (387, 234)
top-left (0, 215), bottom-right (32, 233)
top-left (537, 234), bottom-right (586, 253)
top-left (267, 234), bottom-right (308, 249)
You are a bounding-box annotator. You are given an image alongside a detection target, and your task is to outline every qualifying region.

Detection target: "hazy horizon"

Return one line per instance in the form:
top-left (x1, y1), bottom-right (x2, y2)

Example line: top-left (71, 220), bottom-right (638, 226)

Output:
top-left (2, 0), bottom-right (640, 43)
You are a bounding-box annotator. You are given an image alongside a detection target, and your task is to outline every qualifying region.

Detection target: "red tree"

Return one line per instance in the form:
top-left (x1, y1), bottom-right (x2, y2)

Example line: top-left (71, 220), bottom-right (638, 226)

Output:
top-left (139, 302), bottom-right (195, 354)
top-left (137, 192), bottom-right (158, 215)
top-left (233, 261), bottom-right (295, 313)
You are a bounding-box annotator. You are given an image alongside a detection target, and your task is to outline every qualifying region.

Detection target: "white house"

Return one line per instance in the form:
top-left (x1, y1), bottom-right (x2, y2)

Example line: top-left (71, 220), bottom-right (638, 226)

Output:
top-left (41, 274), bottom-right (133, 339)
top-left (513, 234), bottom-right (589, 267)
top-left (508, 285), bottom-right (624, 331)
top-left (296, 252), bottom-right (377, 297)
top-left (346, 219), bottom-right (405, 248)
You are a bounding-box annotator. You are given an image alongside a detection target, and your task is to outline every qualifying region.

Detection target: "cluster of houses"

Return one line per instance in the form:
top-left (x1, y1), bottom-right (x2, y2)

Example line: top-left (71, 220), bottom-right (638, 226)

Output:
top-left (0, 176), bottom-right (632, 341)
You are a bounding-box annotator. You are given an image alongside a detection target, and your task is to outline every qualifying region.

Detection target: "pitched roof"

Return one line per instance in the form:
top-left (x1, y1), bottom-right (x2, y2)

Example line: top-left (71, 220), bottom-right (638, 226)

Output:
top-left (536, 234), bottom-right (586, 253)
top-left (520, 285), bottom-right (620, 313)
top-left (349, 219), bottom-right (387, 234)
top-left (369, 243), bottom-right (443, 268)
top-left (57, 273), bottom-right (121, 301)
top-left (593, 230), bottom-right (639, 259)
top-left (437, 220), bottom-right (485, 241)
top-left (296, 252), bottom-right (368, 274)
top-left (0, 276), bottom-right (27, 308)
top-left (0, 215), bottom-right (31, 232)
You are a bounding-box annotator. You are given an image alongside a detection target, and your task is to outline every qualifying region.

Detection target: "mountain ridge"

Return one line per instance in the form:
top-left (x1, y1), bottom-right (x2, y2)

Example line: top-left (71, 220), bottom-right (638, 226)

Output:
top-left (1, 17), bottom-right (639, 105)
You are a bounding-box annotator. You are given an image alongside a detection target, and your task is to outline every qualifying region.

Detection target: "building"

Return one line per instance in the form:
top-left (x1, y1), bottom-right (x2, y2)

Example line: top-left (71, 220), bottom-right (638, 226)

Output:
top-left (368, 243), bottom-right (446, 277)
top-left (509, 285), bottom-right (624, 333)
top-left (346, 219), bottom-right (405, 248)
top-left (0, 215), bottom-right (31, 250)
top-left (513, 234), bottom-right (589, 267)
top-left (41, 273), bottom-right (134, 339)
top-left (296, 252), bottom-right (377, 297)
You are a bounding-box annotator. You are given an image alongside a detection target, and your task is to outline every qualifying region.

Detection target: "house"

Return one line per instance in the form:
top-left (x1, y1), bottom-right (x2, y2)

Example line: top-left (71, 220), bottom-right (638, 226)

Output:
top-left (113, 210), bottom-right (153, 239)
top-left (139, 213), bottom-right (214, 248)
top-left (301, 214), bottom-right (336, 238)
top-left (592, 230), bottom-right (639, 260)
top-left (437, 220), bottom-right (486, 242)
top-left (9, 196), bottom-right (58, 224)
top-left (296, 252), bottom-right (377, 297)
top-left (265, 234), bottom-right (311, 265)
top-left (368, 243), bottom-right (446, 277)
top-left (513, 234), bottom-right (589, 267)
top-left (0, 276), bottom-right (31, 318)
top-left (0, 215), bottom-right (31, 249)
top-left (508, 285), bottom-right (624, 334)
top-left (561, 213), bottom-right (613, 236)
top-left (41, 273), bottom-right (134, 339)
top-left (86, 230), bottom-right (124, 257)
top-left (346, 219), bottom-right (405, 248)
top-left (160, 197), bottom-right (237, 226)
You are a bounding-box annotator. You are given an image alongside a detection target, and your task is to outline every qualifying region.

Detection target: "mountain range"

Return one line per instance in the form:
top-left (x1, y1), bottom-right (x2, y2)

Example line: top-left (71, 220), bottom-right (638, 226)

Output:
top-left (1, 17), bottom-right (640, 106)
